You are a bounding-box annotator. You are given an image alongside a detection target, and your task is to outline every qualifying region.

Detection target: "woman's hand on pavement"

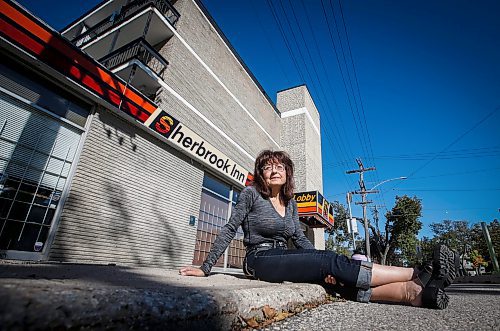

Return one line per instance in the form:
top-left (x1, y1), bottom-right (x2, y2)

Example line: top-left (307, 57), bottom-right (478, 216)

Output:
top-left (324, 274), bottom-right (337, 285)
top-left (179, 266), bottom-right (206, 277)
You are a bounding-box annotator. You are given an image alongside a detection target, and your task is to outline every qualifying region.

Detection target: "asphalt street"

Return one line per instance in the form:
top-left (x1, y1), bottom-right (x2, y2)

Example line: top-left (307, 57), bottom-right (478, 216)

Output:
top-left (257, 283), bottom-right (500, 331)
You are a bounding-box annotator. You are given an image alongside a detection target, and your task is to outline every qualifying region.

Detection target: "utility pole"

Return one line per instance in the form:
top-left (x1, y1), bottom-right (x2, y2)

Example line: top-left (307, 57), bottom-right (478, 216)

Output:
top-left (346, 158), bottom-right (377, 261)
top-left (371, 205), bottom-right (384, 232)
top-left (481, 222), bottom-right (499, 274)
top-left (346, 192), bottom-right (356, 250)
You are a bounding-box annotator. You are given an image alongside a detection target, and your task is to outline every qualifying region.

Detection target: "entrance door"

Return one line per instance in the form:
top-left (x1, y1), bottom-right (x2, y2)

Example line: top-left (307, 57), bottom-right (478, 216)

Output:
top-left (192, 174), bottom-right (244, 269)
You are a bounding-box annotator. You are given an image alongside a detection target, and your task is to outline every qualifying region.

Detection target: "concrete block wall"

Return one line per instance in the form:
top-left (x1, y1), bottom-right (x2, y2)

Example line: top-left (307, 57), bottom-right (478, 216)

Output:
top-left (49, 108), bottom-right (202, 268)
top-left (312, 228), bottom-right (326, 250)
top-left (278, 85), bottom-right (325, 248)
top-left (303, 86), bottom-right (321, 130)
top-left (302, 87), bottom-right (323, 193)
top-left (303, 227), bottom-right (326, 250)
top-left (277, 85), bottom-right (323, 193)
top-left (155, 0), bottom-right (281, 170)
top-left (280, 115), bottom-right (306, 191)
top-left (304, 120), bottom-right (323, 193)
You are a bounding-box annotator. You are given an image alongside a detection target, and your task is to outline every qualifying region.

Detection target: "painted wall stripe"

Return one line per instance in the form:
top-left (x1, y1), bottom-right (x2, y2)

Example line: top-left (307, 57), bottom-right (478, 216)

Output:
top-left (280, 107), bottom-right (321, 136)
top-left (154, 8), bottom-right (281, 148)
top-left (191, 0), bottom-right (280, 116)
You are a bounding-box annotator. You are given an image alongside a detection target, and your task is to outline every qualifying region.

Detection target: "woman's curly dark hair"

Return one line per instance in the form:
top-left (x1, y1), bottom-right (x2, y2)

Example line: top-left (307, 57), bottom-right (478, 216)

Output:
top-left (253, 150), bottom-right (295, 205)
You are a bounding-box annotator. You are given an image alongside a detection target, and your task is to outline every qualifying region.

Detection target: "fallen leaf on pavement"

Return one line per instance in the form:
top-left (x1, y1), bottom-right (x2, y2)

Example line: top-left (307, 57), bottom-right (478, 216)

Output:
top-left (262, 305), bottom-right (276, 319)
top-left (245, 318), bottom-right (259, 328)
top-left (274, 311), bottom-right (291, 322)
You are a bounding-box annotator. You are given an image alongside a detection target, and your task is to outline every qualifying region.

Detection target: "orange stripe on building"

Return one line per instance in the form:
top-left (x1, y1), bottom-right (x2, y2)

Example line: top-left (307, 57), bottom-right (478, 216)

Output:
top-left (297, 206), bottom-right (318, 213)
top-left (296, 201), bottom-right (317, 208)
top-left (1, 0), bottom-right (155, 115)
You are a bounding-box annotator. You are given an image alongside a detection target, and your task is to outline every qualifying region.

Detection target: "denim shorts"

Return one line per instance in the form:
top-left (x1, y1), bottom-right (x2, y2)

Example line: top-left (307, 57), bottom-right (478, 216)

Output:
top-left (244, 248), bottom-right (373, 303)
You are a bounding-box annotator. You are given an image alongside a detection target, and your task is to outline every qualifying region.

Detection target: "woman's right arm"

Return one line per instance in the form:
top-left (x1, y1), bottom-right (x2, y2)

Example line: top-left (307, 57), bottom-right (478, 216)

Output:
top-left (179, 186), bottom-right (256, 276)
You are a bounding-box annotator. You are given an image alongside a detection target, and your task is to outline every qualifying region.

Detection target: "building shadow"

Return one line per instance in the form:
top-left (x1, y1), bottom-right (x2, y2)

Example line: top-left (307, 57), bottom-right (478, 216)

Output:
top-left (0, 262), bottom-right (233, 330)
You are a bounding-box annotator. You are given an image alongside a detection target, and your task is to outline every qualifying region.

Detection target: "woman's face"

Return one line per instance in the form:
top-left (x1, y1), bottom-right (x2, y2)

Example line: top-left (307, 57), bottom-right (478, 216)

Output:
top-left (262, 161), bottom-right (287, 189)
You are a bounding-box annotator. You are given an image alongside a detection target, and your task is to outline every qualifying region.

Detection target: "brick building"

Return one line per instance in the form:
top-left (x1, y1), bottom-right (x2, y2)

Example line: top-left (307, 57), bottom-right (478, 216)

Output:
top-left (0, 0), bottom-right (332, 270)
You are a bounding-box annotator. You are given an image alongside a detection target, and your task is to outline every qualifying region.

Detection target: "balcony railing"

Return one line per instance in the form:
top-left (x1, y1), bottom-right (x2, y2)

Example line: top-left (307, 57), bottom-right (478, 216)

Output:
top-left (99, 38), bottom-right (168, 77)
top-left (72, 0), bottom-right (180, 47)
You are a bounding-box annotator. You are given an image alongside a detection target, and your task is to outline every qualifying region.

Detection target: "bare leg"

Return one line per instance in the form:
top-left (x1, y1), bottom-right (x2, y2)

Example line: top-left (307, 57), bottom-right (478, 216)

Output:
top-left (370, 264), bottom-right (416, 287)
top-left (370, 280), bottom-right (423, 306)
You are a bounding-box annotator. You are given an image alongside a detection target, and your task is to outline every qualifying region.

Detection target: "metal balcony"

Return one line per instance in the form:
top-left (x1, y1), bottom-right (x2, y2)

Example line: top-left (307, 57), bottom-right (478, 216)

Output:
top-left (99, 38), bottom-right (168, 98)
top-left (71, 0), bottom-right (180, 48)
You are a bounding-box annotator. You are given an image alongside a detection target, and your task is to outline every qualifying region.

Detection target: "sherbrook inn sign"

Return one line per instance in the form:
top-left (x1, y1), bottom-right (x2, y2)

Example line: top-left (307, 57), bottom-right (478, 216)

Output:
top-left (145, 109), bottom-right (251, 186)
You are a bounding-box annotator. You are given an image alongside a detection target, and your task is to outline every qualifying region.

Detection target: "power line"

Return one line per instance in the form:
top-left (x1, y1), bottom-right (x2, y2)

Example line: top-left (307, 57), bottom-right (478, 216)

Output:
top-left (335, 0), bottom-right (385, 206)
top-left (393, 188), bottom-right (500, 192)
top-left (382, 106), bottom-right (500, 195)
top-left (276, 0), bottom-right (318, 89)
top-left (319, 0), bottom-right (371, 192)
top-left (425, 208), bottom-right (493, 211)
top-left (288, 0), bottom-right (358, 192)
top-left (321, 0), bottom-right (386, 206)
top-left (338, 0), bottom-right (375, 163)
top-left (299, 0), bottom-right (356, 161)
top-left (320, 0), bottom-right (366, 158)
top-left (265, 0), bottom-right (305, 83)
top-left (374, 154), bottom-right (500, 161)
top-left (407, 106), bottom-right (500, 178)
top-left (324, 148), bottom-right (500, 167)
top-left (329, 0), bottom-right (372, 164)
top-left (266, 0), bottom-right (356, 193)
top-left (249, 1), bottom-right (292, 86)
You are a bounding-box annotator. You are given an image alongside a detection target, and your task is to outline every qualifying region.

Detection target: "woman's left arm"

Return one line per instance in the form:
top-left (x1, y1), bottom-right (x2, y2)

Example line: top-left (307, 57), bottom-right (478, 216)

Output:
top-left (290, 200), bottom-right (315, 249)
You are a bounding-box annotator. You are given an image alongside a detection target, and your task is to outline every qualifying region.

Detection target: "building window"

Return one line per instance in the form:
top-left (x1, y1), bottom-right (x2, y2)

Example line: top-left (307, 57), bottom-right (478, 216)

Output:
top-left (0, 61), bottom-right (90, 256)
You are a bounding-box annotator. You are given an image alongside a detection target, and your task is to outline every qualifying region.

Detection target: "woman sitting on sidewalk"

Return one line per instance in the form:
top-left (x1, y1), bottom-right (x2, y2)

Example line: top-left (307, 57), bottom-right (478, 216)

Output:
top-left (180, 150), bottom-right (459, 309)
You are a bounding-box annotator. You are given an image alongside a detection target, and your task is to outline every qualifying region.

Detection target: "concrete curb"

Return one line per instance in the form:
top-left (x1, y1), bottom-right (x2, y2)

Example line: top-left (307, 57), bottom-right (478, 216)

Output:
top-left (454, 274), bottom-right (500, 284)
top-left (0, 263), bottom-right (329, 330)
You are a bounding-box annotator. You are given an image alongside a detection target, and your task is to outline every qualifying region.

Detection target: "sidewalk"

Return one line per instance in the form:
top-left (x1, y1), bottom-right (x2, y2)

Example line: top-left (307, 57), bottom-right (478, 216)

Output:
top-left (0, 262), bottom-right (331, 330)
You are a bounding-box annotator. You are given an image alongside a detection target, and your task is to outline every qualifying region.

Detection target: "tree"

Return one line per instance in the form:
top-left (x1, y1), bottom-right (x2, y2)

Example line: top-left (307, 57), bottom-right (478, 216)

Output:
top-left (428, 219), bottom-right (500, 273)
top-left (325, 201), bottom-right (356, 255)
top-left (369, 195), bottom-right (423, 266)
top-left (429, 220), bottom-right (471, 255)
top-left (470, 219), bottom-right (499, 269)
top-left (489, 220), bottom-right (500, 259)
top-left (418, 236), bottom-right (439, 264)
top-left (330, 201), bottom-right (350, 245)
top-left (470, 249), bottom-right (488, 274)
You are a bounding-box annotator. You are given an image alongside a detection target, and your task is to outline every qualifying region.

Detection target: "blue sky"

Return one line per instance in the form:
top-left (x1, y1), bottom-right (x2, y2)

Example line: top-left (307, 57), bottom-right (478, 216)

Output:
top-left (17, 0), bottom-right (500, 238)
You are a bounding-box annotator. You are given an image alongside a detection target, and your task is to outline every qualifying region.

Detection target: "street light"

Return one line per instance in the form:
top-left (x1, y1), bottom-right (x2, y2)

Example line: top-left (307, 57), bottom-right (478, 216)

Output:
top-left (370, 176), bottom-right (408, 191)
top-left (360, 176), bottom-right (407, 261)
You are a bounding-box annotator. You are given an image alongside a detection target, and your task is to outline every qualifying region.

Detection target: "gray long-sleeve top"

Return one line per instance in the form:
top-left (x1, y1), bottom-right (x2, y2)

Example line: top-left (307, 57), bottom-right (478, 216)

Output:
top-left (200, 186), bottom-right (314, 275)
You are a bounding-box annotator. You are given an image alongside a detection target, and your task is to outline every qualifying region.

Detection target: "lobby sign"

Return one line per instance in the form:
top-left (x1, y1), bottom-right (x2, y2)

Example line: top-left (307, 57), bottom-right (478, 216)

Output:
top-left (146, 109), bottom-right (250, 186)
top-left (294, 191), bottom-right (317, 213)
top-left (294, 190), bottom-right (334, 227)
